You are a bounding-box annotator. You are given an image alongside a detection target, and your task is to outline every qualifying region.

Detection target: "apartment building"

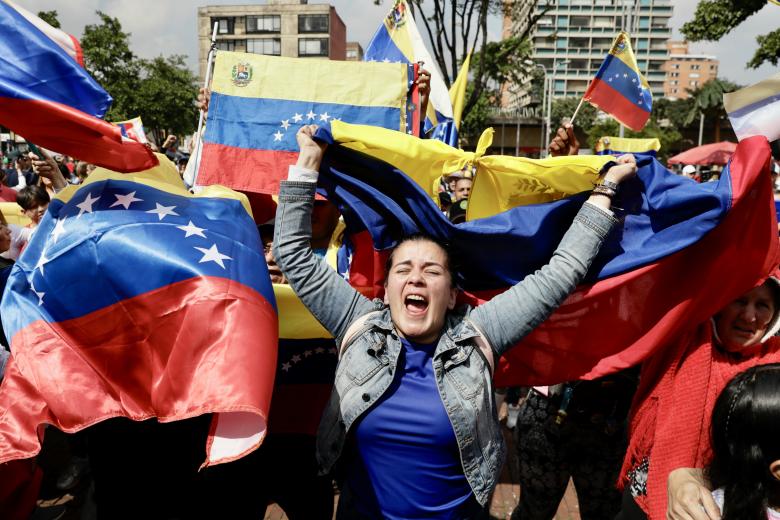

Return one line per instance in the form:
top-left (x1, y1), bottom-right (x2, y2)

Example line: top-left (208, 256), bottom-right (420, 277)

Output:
top-left (346, 41), bottom-right (364, 61)
top-left (197, 0), bottom-right (347, 80)
top-left (662, 40), bottom-right (718, 99)
top-left (526, 0), bottom-right (672, 102)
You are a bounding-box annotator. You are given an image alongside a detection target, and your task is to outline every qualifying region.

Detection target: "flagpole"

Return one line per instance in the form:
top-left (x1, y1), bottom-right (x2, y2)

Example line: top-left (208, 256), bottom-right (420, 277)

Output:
top-left (186, 22), bottom-right (218, 188)
top-left (569, 95), bottom-right (586, 126)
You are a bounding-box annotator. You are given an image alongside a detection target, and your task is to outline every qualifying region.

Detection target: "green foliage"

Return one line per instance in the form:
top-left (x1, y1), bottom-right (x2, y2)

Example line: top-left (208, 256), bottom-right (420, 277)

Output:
top-left (81, 11), bottom-right (141, 122)
top-left (749, 28), bottom-right (780, 68)
top-left (683, 79), bottom-right (739, 125)
top-left (79, 11), bottom-right (197, 142)
top-left (135, 56), bottom-right (198, 139)
top-left (471, 37), bottom-right (532, 89)
top-left (550, 97), bottom-right (598, 132)
top-left (586, 118), bottom-right (682, 162)
top-left (681, 0), bottom-right (778, 69)
top-left (37, 10), bottom-right (60, 28)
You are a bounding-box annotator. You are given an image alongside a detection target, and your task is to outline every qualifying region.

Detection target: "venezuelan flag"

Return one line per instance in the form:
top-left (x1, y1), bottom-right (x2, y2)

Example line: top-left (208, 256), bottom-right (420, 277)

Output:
top-left (365, 0), bottom-right (457, 145)
top-left (724, 71), bottom-right (780, 143)
top-left (583, 32), bottom-right (653, 132)
top-left (0, 155), bottom-right (278, 467)
top-left (595, 136), bottom-right (661, 158)
top-left (196, 52), bottom-right (411, 195)
top-left (314, 124), bottom-right (778, 385)
top-left (0, 1), bottom-right (157, 172)
top-left (269, 284), bottom-right (337, 436)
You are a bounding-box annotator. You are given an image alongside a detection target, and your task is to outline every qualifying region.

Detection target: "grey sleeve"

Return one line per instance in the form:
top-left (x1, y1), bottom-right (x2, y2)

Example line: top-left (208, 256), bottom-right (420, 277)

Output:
top-left (469, 202), bottom-right (618, 357)
top-left (273, 181), bottom-right (377, 344)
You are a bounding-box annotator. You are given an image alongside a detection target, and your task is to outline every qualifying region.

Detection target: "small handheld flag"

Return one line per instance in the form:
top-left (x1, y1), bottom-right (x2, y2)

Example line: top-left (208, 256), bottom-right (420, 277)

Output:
top-left (580, 32), bottom-right (652, 131)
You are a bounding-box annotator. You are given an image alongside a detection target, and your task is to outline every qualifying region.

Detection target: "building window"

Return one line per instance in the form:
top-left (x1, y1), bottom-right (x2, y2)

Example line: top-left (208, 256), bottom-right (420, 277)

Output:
top-left (299, 14), bottom-right (329, 33)
top-left (690, 64), bottom-right (700, 70)
top-left (671, 63), bottom-right (679, 69)
top-left (211, 17), bottom-right (234, 35)
top-left (671, 88), bottom-right (678, 94)
top-left (246, 15), bottom-right (280, 33)
top-left (637, 39), bottom-right (648, 50)
top-left (710, 64), bottom-right (717, 70)
top-left (247, 38), bottom-right (281, 56)
top-left (690, 80), bottom-right (699, 87)
top-left (670, 71), bottom-right (679, 77)
top-left (689, 73), bottom-right (700, 79)
top-left (556, 38), bottom-right (568, 49)
top-left (216, 40), bottom-right (237, 51)
top-left (669, 80), bottom-right (677, 85)
top-left (346, 49), bottom-right (358, 59)
top-left (638, 17), bottom-right (649, 28)
top-left (298, 38), bottom-right (329, 57)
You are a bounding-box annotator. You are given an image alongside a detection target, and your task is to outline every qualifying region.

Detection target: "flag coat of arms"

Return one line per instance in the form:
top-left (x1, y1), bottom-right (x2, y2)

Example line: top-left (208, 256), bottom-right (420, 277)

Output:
top-left (583, 31), bottom-right (653, 131)
top-left (0, 155), bottom-right (278, 467)
top-left (195, 52), bottom-right (411, 195)
top-left (313, 122), bottom-right (778, 385)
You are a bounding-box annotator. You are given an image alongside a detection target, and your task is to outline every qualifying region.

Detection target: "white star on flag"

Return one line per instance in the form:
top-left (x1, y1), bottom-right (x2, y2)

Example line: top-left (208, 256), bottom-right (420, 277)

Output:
top-left (631, 78), bottom-right (636, 83)
top-left (315, 347), bottom-right (325, 354)
top-left (304, 350), bottom-right (313, 357)
top-left (146, 203), bottom-right (179, 221)
top-left (177, 220), bottom-right (206, 238)
top-left (35, 250), bottom-right (49, 275)
top-left (382, 58), bottom-right (390, 63)
top-left (75, 193), bottom-right (100, 218)
top-left (292, 113), bottom-right (303, 123)
top-left (110, 191), bottom-right (143, 210)
top-left (623, 73), bottom-right (628, 78)
top-left (273, 131), bottom-right (283, 142)
top-left (51, 219), bottom-right (66, 243)
top-left (31, 282), bottom-right (44, 306)
top-left (608, 78), bottom-right (613, 82)
top-left (194, 243), bottom-right (232, 269)
top-left (282, 362), bottom-right (291, 371)
top-left (291, 354), bottom-right (301, 363)
top-left (306, 110), bottom-right (316, 120)
top-left (319, 112), bottom-right (330, 122)
top-left (281, 119), bottom-right (290, 130)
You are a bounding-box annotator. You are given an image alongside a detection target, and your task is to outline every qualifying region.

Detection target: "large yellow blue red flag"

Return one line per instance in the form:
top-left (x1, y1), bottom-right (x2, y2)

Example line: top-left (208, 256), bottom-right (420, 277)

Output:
top-left (313, 122), bottom-right (777, 386)
top-left (0, 154), bottom-right (279, 467)
top-left (583, 32), bottom-right (653, 131)
top-left (195, 52), bottom-right (411, 194)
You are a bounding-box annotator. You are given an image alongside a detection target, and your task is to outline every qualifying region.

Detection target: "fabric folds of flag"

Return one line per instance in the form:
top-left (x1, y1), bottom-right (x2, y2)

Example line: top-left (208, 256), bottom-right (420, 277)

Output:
top-left (0, 1), bottom-right (157, 172)
top-left (365, 0), bottom-right (457, 146)
top-left (583, 32), bottom-right (653, 131)
top-left (195, 52), bottom-right (410, 195)
top-left (724, 71), bottom-right (780, 143)
top-left (314, 124), bottom-right (778, 385)
top-left (0, 155), bottom-right (278, 467)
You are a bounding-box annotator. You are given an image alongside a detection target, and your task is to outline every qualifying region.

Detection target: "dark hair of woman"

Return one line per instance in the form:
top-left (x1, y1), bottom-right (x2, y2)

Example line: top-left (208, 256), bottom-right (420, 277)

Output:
top-left (16, 184), bottom-right (50, 211)
top-left (707, 363), bottom-right (780, 519)
top-left (383, 232), bottom-right (460, 289)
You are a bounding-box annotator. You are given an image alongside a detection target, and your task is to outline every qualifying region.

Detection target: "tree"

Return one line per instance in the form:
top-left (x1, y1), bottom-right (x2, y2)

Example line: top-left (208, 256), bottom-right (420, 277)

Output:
top-left (550, 97), bottom-right (598, 134)
top-left (37, 10), bottom-right (60, 28)
top-left (80, 11), bottom-right (141, 121)
top-left (683, 79), bottom-right (739, 143)
top-left (681, 0), bottom-right (779, 69)
top-left (135, 56), bottom-right (198, 142)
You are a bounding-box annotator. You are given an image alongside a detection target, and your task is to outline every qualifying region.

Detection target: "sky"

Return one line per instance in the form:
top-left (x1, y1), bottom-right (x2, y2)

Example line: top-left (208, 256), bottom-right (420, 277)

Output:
top-left (16, 0), bottom-right (780, 85)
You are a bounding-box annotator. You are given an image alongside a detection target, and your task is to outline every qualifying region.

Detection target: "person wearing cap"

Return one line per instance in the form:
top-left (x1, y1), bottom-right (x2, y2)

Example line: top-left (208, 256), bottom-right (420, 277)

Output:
top-left (680, 165), bottom-right (702, 183)
top-left (616, 275), bottom-right (780, 520)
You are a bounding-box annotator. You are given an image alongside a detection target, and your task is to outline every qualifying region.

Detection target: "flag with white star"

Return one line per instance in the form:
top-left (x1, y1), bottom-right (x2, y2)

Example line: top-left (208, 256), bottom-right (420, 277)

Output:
top-left (582, 31), bottom-right (653, 132)
top-left (195, 52), bottom-right (411, 195)
top-left (0, 155), bottom-right (279, 468)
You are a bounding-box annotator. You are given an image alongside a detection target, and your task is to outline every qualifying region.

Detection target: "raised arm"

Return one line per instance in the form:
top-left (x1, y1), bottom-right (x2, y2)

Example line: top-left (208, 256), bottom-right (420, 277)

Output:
top-left (273, 125), bottom-right (376, 344)
top-left (470, 155), bottom-right (637, 357)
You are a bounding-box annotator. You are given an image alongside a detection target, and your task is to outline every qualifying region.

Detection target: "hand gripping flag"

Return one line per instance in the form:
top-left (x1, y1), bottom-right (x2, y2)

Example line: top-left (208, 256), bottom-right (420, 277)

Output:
top-left (0, 1), bottom-right (157, 172)
top-left (0, 155), bottom-right (278, 467)
top-left (583, 32), bottom-right (653, 132)
top-left (314, 122), bottom-right (778, 385)
top-left (365, 0), bottom-right (457, 146)
top-left (195, 52), bottom-right (412, 195)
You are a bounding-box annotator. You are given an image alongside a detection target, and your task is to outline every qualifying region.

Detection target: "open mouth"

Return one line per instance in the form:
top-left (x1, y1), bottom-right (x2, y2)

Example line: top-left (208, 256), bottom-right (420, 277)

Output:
top-left (404, 294), bottom-right (428, 315)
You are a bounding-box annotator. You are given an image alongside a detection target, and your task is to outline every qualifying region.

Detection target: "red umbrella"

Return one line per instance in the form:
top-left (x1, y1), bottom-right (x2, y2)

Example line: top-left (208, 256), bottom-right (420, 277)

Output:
top-left (667, 141), bottom-right (738, 166)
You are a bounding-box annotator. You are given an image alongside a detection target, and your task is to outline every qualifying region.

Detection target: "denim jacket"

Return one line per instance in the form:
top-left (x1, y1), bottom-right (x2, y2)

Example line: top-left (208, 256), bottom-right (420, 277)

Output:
top-left (273, 181), bottom-right (617, 506)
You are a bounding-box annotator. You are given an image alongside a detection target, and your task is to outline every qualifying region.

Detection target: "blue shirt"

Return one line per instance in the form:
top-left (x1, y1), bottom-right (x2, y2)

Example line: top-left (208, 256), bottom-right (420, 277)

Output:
top-left (346, 338), bottom-right (474, 519)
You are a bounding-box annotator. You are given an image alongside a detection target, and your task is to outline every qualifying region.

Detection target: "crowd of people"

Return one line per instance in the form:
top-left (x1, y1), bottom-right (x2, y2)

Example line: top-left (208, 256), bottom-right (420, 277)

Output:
top-left (1, 85), bottom-right (780, 520)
